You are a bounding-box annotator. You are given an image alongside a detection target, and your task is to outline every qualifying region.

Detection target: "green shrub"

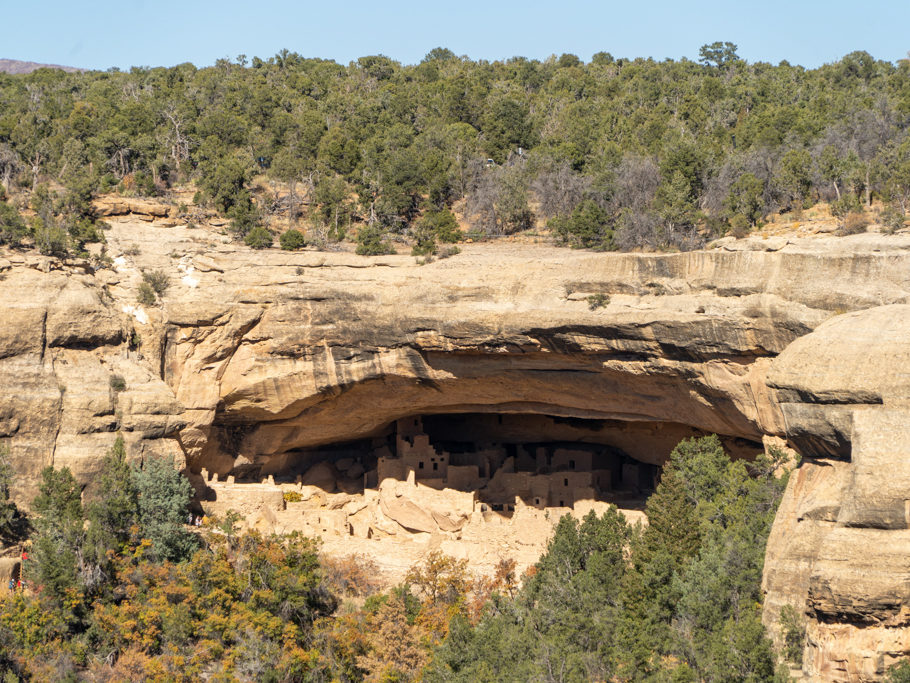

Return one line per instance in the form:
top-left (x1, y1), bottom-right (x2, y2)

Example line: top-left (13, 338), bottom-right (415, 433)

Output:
top-left (705, 214), bottom-right (728, 237)
top-left (779, 605), bottom-right (805, 666)
top-left (728, 213), bottom-right (752, 237)
top-left (880, 206), bottom-right (906, 234)
top-left (587, 293), bottom-right (610, 310)
top-left (356, 225), bottom-right (395, 256)
top-left (886, 661), bottom-right (910, 683)
top-left (141, 269), bottom-right (170, 296)
top-left (137, 281), bottom-right (157, 306)
top-left (83, 436), bottom-right (137, 573)
top-left (32, 217), bottom-right (69, 257)
top-left (830, 194), bottom-right (862, 226)
top-left (0, 446), bottom-right (19, 542)
top-left (244, 225), bottom-right (273, 249)
top-left (410, 223), bottom-right (437, 257)
top-left (29, 466), bottom-right (83, 600)
top-left (131, 170), bottom-right (157, 197)
top-left (98, 173), bottom-right (118, 193)
top-left (283, 491), bottom-right (303, 503)
top-left (724, 172), bottom-right (765, 226)
top-left (109, 374), bottom-right (127, 392)
top-left (131, 455), bottom-right (197, 562)
top-left (279, 228), bottom-right (306, 250)
top-left (419, 208), bottom-right (462, 243)
top-left (227, 196), bottom-right (260, 237)
top-left (549, 200), bottom-right (613, 249)
top-left (217, 509), bottom-right (243, 535)
top-left (199, 157), bottom-right (250, 215)
top-left (0, 201), bottom-right (27, 246)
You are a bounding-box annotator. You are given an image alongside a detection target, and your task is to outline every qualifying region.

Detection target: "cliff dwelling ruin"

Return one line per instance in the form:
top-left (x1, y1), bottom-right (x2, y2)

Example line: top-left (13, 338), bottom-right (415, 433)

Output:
top-left (195, 410), bottom-right (763, 579)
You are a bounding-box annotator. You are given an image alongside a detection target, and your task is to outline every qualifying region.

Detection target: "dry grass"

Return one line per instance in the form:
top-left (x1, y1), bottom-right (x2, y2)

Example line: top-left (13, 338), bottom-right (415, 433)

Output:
top-left (838, 211), bottom-right (870, 236)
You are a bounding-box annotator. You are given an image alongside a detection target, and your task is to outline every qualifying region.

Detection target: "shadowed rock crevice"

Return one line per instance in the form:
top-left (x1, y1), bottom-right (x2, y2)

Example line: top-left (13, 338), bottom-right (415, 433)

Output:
top-left (218, 411), bottom-right (764, 489)
top-left (203, 348), bottom-right (778, 477)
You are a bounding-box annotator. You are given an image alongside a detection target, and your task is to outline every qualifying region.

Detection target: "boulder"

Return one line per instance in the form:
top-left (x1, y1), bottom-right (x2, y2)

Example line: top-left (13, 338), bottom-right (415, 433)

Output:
top-left (380, 493), bottom-right (437, 533)
top-left (301, 462), bottom-right (340, 492)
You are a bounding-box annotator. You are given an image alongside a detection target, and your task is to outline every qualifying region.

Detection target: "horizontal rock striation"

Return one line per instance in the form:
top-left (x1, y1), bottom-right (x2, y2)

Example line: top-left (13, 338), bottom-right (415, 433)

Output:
top-left (0, 219), bottom-right (909, 678)
top-left (0, 263), bottom-right (184, 502)
top-left (763, 306), bottom-right (910, 681)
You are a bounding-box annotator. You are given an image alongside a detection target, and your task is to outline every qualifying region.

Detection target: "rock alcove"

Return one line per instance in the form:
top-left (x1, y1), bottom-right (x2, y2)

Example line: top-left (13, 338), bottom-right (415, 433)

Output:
top-left (2, 220), bottom-right (910, 680)
top-left (207, 410), bottom-right (763, 510)
top-left (192, 398), bottom-right (770, 585)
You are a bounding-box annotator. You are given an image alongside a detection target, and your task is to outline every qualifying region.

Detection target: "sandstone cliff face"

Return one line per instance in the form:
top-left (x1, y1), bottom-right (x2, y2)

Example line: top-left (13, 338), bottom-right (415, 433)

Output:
top-left (763, 306), bottom-right (910, 681)
top-left (137, 229), bottom-right (902, 473)
top-left (0, 218), bottom-right (909, 678)
top-left (0, 257), bottom-right (184, 502)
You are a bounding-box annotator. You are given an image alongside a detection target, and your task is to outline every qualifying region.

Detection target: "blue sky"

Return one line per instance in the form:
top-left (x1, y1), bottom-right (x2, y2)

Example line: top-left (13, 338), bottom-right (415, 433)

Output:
top-left (3, 0), bottom-right (908, 71)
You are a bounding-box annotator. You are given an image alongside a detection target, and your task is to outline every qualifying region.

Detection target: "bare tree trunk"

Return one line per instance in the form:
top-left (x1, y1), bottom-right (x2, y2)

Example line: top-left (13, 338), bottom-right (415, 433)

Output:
top-left (287, 180), bottom-right (298, 223)
top-left (368, 201), bottom-right (377, 226)
top-left (303, 172), bottom-right (315, 201)
top-left (456, 152), bottom-right (466, 198)
top-left (1, 148), bottom-right (19, 190)
top-left (163, 106), bottom-right (190, 172)
top-left (832, 181), bottom-right (841, 201)
top-left (117, 149), bottom-right (128, 179)
top-left (31, 152), bottom-right (43, 188)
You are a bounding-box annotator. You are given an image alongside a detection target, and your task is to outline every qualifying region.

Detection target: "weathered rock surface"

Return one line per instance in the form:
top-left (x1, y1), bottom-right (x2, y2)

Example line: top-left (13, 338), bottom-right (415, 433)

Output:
top-left (0, 264), bottom-right (184, 502)
top-left (117, 224), bottom-right (905, 477)
top-left (0, 217), bottom-right (909, 677)
top-left (763, 308), bottom-right (910, 681)
top-left (768, 306), bottom-right (910, 459)
top-left (93, 197), bottom-right (176, 219)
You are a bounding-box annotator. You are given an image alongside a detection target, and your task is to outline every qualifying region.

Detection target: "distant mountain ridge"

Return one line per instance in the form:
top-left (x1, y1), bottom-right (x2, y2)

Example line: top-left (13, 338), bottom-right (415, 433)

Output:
top-left (0, 58), bottom-right (82, 74)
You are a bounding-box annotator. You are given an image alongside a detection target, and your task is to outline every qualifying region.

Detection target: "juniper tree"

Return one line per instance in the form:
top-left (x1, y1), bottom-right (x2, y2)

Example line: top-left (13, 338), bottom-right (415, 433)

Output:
top-left (132, 455), bottom-right (197, 562)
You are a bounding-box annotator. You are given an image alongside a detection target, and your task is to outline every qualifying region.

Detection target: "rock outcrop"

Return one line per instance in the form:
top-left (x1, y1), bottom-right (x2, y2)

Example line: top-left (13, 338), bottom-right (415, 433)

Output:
top-left (93, 197), bottom-right (177, 220)
top-left (0, 261), bottom-right (184, 502)
top-left (763, 306), bottom-right (910, 681)
top-left (0, 216), bottom-right (909, 678)
top-left (139, 231), bottom-right (906, 476)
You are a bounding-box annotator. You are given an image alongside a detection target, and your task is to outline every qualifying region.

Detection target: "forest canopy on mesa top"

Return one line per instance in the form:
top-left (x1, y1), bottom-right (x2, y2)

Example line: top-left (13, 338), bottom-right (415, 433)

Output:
top-left (1, 43), bottom-right (909, 255)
